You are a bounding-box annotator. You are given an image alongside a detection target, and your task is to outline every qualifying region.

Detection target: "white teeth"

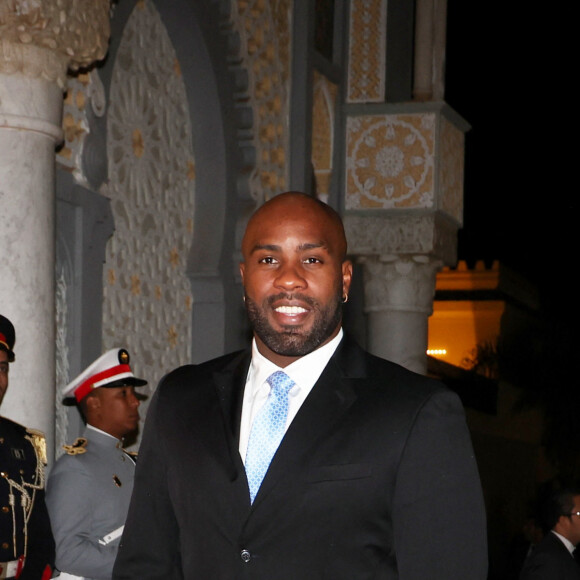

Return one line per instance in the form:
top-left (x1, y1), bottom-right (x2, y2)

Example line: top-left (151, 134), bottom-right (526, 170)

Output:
top-left (275, 305), bottom-right (307, 315)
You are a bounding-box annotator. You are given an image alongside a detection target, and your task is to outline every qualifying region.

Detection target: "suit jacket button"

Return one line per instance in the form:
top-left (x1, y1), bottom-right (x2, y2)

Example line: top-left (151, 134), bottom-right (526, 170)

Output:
top-left (240, 549), bottom-right (251, 563)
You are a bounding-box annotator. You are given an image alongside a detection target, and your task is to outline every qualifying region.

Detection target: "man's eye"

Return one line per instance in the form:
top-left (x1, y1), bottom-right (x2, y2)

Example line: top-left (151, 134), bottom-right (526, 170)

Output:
top-left (304, 257), bottom-right (322, 264)
top-left (259, 256), bottom-right (277, 264)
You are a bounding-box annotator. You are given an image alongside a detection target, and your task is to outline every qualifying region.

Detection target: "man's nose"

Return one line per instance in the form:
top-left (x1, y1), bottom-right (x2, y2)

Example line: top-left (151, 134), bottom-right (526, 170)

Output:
top-left (274, 262), bottom-right (307, 291)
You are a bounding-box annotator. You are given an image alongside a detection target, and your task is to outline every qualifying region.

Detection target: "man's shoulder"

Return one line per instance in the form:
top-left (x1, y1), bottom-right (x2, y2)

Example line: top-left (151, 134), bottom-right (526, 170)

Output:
top-left (160, 349), bottom-right (248, 387)
top-left (336, 337), bottom-right (446, 398)
top-left (50, 434), bottom-right (110, 475)
top-left (0, 416), bottom-right (45, 454)
top-left (50, 445), bottom-right (90, 477)
top-left (0, 415), bottom-right (28, 437)
top-left (521, 532), bottom-right (578, 576)
top-left (533, 532), bottom-right (572, 556)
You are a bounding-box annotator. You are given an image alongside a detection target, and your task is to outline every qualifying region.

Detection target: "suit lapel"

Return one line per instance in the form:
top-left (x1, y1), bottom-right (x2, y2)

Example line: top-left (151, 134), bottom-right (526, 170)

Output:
top-left (213, 351), bottom-right (250, 446)
top-left (173, 353), bottom-right (250, 500)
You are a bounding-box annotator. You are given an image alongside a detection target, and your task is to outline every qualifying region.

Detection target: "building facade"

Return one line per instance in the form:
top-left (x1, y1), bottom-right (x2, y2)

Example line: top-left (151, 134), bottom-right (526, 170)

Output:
top-left (0, 0), bottom-right (466, 458)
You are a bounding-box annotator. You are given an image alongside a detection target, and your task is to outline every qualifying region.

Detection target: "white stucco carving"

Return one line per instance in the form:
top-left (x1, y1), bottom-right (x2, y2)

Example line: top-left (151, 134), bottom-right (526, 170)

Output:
top-left (55, 267), bottom-right (69, 458)
top-left (103, 0), bottom-right (195, 433)
top-left (0, 0), bottom-right (110, 87)
top-left (229, 0), bottom-right (291, 201)
top-left (360, 255), bottom-right (441, 315)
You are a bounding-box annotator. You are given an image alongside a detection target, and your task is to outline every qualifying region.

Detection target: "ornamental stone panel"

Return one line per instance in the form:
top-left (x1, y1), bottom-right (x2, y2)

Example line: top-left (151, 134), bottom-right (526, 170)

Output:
top-left (345, 108), bottom-right (466, 228)
top-left (346, 0), bottom-right (387, 103)
top-left (345, 112), bottom-right (435, 211)
top-left (231, 0), bottom-right (291, 201)
top-left (102, 0), bottom-right (195, 426)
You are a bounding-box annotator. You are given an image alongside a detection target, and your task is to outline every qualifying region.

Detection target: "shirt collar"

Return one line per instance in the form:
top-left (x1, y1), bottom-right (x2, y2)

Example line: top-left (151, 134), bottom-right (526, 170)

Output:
top-left (86, 423), bottom-right (122, 443)
top-left (248, 328), bottom-right (343, 394)
top-left (552, 530), bottom-right (576, 555)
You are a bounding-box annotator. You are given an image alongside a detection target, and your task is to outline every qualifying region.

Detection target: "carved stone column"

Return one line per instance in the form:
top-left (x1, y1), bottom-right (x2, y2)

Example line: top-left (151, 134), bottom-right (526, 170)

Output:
top-left (341, 0), bottom-right (465, 375)
top-left (359, 255), bottom-right (442, 373)
top-left (0, 1), bottom-right (110, 458)
top-left (343, 106), bottom-right (468, 374)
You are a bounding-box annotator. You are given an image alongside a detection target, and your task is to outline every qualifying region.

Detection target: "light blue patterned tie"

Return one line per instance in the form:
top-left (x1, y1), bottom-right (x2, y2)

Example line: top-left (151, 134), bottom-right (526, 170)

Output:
top-left (245, 370), bottom-right (295, 503)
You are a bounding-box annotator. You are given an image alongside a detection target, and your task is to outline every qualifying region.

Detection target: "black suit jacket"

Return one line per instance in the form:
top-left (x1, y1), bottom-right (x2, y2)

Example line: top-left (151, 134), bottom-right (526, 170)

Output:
top-left (520, 532), bottom-right (580, 580)
top-left (113, 336), bottom-right (487, 579)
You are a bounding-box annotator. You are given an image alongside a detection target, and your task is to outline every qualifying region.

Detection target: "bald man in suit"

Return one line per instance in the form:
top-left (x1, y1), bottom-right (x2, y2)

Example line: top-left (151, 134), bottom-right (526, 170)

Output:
top-left (114, 192), bottom-right (487, 579)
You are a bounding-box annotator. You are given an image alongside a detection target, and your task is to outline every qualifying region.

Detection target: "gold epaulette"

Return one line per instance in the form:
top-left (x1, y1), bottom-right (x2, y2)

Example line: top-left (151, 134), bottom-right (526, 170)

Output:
top-left (26, 428), bottom-right (48, 466)
top-left (62, 437), bottom-right (88, 455)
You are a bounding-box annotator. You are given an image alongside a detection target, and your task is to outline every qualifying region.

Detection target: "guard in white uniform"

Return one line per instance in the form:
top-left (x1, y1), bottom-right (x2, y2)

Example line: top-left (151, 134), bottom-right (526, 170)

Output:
top-left (46, 349), bottom-right (146, 580)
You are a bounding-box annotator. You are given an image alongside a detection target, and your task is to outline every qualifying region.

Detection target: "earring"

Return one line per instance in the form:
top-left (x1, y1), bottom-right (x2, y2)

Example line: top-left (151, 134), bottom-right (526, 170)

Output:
top-left (342, 293), bottom-right (348, 304)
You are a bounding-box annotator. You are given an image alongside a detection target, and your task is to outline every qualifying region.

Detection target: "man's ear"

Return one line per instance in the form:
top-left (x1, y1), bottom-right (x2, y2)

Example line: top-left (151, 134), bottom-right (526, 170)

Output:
top-left (342, 260), bottom-right (353, 297)
top-left (85, 392), bottom-right (101, 412)
top-left (239, 262), bottom-right (245, 286)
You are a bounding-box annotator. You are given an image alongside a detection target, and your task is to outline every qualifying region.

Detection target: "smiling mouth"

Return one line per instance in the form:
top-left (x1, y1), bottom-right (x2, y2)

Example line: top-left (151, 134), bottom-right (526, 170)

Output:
top-left (274, 305), bottom-right (308, 315)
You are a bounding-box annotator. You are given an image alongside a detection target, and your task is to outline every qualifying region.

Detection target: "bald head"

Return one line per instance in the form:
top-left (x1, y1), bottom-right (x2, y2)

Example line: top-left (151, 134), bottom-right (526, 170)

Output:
top-left (242, 192), bottom-right (348, 262)
top-left (240, 191), bottom-right (352, 367)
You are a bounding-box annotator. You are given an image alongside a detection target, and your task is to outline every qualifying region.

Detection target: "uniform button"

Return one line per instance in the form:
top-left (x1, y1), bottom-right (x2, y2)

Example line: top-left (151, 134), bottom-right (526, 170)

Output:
top-left (2, 542), bottom-right (9, 549)
top-left (240, 549), bottom-right (251, 563)
top-left (2, 506), bottom-right (9, 513)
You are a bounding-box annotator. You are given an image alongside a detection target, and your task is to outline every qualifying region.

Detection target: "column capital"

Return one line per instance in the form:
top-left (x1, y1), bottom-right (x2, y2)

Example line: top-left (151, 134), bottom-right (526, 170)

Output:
top-left (0, 0), bottom-right (110, 88)
top-left (345, 211), bottom-right (458, 266)
top-left (358, 255), bottom-right (442, 315)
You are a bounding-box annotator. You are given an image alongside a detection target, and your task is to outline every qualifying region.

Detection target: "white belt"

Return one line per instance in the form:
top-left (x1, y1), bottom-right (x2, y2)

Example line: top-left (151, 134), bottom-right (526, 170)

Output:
top-left (56, 573), bottom-right (84, 580)
top-left (0, 559), bottom-right (19, 579)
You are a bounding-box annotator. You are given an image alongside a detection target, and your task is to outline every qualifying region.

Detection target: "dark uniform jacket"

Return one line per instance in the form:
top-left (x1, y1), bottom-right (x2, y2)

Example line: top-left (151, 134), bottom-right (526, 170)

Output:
top-left (114, 336), bottom-right (488, 579)
top-left (520, 531), bottom-right (580, 580)
top-left (0, 417), bottom-right (54, 579)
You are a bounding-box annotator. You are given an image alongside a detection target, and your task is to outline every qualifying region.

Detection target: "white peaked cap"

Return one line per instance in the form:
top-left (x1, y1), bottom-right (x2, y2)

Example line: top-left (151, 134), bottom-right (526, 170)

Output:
top-left (61, 348), bottom-right (147, 403)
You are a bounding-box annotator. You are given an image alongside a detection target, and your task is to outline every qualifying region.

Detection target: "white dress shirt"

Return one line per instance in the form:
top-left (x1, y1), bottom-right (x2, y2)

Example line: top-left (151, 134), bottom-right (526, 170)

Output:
top-left (239, 328), bottom-right (343, 463)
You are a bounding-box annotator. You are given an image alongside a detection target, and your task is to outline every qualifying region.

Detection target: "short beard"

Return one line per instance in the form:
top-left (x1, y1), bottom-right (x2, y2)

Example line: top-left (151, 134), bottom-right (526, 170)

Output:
top-left (245, 290), bottom-right (343, 357)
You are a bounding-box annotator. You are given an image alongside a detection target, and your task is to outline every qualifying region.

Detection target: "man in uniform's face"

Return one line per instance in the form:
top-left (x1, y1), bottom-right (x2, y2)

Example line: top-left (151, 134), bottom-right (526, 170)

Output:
top-left (0, 315), bottom-right (14, 407)
top-left (82, 385), bottom-right (141, 440)
top-left (240, 192), bottom-right (352, 368)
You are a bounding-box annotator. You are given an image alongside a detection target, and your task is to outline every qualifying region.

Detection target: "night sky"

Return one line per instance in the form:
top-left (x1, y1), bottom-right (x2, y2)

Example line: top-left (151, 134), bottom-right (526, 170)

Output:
top-left (444, 5), bottom-right (578, 505)
top-left (445, 1), bottom-right (574, 319)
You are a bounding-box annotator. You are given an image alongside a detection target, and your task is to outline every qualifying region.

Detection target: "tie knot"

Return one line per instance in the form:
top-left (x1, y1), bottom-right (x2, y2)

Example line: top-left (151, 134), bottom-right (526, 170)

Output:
top-left (266, 370), bottom-right (295, 395)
